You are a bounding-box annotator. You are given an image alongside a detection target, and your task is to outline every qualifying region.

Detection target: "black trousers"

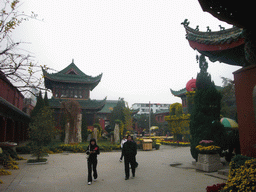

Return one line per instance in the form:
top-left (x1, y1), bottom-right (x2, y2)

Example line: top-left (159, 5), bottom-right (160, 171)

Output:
top-left (87, 159), bottom-right (98, 182)
top-left (124, 155), bottom-right (136, 178)
top-left (120, 149), bottom-right (124, 160)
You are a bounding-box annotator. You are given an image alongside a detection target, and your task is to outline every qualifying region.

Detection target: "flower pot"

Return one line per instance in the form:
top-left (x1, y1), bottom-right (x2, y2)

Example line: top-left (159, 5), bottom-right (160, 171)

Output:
top-left (196, 153), bottom-right (222, 172)
top-left (155, 144), bottom-right (160, 150)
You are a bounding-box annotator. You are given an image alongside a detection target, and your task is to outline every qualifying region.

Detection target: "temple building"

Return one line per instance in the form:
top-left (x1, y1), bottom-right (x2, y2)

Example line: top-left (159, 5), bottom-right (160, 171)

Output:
top-left (43, 60), bottom-right (106, 130)
top-left (0, 71), bottom-right (30, 143)
top-left (182, 10), bottom-right (256, 157)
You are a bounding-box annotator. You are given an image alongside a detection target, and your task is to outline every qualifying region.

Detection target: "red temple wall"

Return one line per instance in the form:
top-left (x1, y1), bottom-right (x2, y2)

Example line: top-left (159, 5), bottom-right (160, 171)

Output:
top-left (233, 65), bottom-right (256, 158)
top-left (0, 78), bottom-right (24, 110)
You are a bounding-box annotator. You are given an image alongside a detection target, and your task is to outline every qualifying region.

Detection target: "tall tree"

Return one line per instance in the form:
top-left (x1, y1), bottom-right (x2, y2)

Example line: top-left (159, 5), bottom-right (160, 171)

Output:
top-left (220, 77), bottom-right (237, 120)
top-left (30, 91), bottom-right (44, 119)
top-left (123, 103), bottom-right (133, 132)
top-left (29, 106), bottom-right (57, 161)
top-left (110, 98), bottom-right (126, 129)
top-left (0, 0), bottom-right (49, 94)
top-left (190, 55), bottom-right (225, 161)
top-left (43, 91), bottom-right (49, 107)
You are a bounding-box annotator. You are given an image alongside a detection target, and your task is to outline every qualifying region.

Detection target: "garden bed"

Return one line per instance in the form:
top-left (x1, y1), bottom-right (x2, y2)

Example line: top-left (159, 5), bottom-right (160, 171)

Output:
top-left (16, 141), bottom-right (121, 154)
top-left (27, 158), bottom-right (48, 165)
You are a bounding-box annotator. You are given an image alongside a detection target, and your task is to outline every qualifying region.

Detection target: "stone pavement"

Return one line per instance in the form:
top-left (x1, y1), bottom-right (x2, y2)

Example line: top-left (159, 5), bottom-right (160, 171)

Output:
top-left (0, 145), bottom-right (227, 192)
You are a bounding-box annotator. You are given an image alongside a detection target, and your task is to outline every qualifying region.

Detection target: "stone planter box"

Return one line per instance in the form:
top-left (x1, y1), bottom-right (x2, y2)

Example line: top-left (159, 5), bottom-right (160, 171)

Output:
top-left (196, 153), bottom-right (223, 172)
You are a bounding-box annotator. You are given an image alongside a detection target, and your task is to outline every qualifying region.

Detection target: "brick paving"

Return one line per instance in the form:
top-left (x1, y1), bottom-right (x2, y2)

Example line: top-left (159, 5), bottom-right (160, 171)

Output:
top-left (0, 145), bottom-right (226, 192)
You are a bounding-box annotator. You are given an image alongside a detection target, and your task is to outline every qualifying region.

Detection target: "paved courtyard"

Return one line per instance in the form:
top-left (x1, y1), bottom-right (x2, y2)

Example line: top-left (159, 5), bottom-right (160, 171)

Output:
top-left (0, 145), bottom-right (227, 192)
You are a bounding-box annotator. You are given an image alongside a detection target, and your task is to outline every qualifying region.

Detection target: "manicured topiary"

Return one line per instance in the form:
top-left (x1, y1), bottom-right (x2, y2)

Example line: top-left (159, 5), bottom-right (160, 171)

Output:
top-left (190, 55), bottom-right (225, 161)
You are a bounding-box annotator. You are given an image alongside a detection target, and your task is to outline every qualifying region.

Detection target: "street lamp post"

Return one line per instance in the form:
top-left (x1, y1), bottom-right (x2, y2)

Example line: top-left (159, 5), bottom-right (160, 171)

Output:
top-left (149, 101), bottom-right (151, 137)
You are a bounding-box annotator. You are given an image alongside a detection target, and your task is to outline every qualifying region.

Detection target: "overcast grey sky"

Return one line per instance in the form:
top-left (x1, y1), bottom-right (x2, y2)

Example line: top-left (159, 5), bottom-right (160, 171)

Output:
top-left (14, 0), bottom-right (241, 107)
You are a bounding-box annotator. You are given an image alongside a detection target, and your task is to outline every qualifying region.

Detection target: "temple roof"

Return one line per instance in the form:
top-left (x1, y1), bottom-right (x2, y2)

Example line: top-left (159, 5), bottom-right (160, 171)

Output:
top-left (185, 25), bottom-right (243, 47)
top-left (48, 97), bottom-right (106, 112)
top-left (171, 86), bottom-right (223, 97)
top-left (0, 96), bottom-right (30, 122)
top-left (170, 88), bottom-right (187, 97)
top-left (43, 61), bottom-right (102, 90)
top-left (98, 100), bottom-right (118, 114)
top-left (155, 109), bottom-right (169, 115)
top-left (198, 0), bottom-right (254, 29)
top-left (182, 21), bottom-right (247, 66)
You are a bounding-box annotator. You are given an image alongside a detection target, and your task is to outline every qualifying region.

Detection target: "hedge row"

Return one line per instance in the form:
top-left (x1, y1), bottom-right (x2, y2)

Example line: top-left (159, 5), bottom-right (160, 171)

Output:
top-left (16, 142), bottom-right (121, 154)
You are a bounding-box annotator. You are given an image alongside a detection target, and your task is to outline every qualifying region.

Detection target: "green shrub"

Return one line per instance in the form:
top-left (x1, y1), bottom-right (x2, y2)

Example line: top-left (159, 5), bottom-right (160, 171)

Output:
top-left (16, 146), bottom-right (31, 154)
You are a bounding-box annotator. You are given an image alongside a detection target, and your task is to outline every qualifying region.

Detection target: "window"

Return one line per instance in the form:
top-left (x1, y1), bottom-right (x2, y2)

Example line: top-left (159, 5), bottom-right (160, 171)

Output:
top-left (74, 90), bottom-right (78, 98)
top-left (78, 90), bottom-right (82, 98)
top-left (70, 90), bottom-right (74, 98)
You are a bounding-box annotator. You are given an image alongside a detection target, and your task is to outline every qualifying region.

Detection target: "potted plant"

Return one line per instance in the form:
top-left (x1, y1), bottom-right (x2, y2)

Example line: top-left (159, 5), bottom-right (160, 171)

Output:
top-left (155, 143), bottom-right (161, 150)
top-left (195, 140), bottom-right (223, 172)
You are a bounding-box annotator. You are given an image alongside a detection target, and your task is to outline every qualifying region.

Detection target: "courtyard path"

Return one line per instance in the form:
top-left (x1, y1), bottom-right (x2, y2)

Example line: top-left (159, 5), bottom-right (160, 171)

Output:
top-left (0, 145), bottom-right (226, 192)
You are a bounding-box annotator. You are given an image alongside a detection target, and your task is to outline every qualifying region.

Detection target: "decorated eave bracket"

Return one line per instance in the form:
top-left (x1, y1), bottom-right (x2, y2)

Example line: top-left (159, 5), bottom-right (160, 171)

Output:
top-left (181, 19), bottom-right (227, 33)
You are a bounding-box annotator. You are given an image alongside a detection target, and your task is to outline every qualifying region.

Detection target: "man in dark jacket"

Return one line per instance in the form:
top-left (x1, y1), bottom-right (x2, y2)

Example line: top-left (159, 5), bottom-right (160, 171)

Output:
top-left (86, 138), bottom-right (100, 185)
top-left (122, 135), bottom-right (137, 180)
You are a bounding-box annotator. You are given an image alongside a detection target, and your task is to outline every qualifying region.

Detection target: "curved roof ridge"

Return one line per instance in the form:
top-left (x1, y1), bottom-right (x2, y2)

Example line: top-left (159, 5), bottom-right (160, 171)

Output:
top-left (170, 88), bottom-right (187, 96)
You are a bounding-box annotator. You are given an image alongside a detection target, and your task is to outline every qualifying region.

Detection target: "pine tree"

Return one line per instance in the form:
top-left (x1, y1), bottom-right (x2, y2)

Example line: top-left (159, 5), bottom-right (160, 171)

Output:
top-left (110, 98), bottom-right (126, 129)
top-left (44, 91), bottom-right (49, 107)
top-left (30, 91), bottom-right (45, 120)
top-left (190, 55), bottom-right (225, 161)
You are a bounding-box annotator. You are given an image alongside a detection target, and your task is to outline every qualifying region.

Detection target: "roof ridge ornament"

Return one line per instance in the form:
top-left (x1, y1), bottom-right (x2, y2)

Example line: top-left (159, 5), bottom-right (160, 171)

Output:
top-left (219, 25), bottom-right (225, 31)
top-left (181, 19), bottom-right (190, 26)
top-left (72, 59), bottom-right (74, 63)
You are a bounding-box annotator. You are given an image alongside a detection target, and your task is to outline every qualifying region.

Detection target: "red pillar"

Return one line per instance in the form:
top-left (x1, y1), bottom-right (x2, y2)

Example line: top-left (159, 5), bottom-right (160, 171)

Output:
top-left (233, 65), bottom-right (256, 157)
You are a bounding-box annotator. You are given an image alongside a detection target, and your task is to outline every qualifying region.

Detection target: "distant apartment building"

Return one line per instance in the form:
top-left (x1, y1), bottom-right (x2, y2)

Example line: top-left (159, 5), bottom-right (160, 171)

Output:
top-left (131, 103), bottom-right (170, 114)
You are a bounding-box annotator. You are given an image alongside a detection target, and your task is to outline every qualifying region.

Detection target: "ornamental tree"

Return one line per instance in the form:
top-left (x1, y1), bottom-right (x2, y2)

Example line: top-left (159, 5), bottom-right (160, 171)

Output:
top-left (190, 55), bottom-right (226, 161)
top-left (29, 106), bottom-right (57, 161)
top-left (165, 103), bottom-right (190, 141)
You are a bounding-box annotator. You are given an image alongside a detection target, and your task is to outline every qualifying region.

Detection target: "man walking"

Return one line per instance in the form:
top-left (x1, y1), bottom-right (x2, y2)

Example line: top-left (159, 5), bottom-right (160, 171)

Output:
top-left (122, 135), bottom-right (137, 180)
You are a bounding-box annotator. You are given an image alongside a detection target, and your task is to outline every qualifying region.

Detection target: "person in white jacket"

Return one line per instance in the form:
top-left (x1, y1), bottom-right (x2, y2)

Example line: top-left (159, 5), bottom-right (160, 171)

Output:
top-left (119, 136), bottom-right (127, 162)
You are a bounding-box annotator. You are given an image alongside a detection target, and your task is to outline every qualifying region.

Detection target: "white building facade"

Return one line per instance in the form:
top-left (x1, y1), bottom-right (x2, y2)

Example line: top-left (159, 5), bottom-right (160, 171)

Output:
top-left (131, 103), bottom-right (170, 114)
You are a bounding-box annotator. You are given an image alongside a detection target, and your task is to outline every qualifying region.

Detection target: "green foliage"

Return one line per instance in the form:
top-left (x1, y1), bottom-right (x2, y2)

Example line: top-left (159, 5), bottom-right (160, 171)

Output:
top-left (169, 103), bottom-right (183, 116)
top-left (30, 91), bottom-right (44, 120)
top-left (220, 77), bottom-right (237, 120)
top-left (16, 141), bottom-right (121, 154)
top-left (115, 119), bottom-right (124, 137)
top-left (165, 103), bottom-right (190, 141)
top-left (110, 98), bottom-right (125, 129)
top-left (123, 105), bottom-right (133, 132)
top-left (16, 146), bottom-right (31, 154)
top-left (81, 111), bottom-right (88, 142)
top-left (230, 155), bottom-right (254, 170)
top-left (44, 91), bottom-right (49, 107)
top-left (190, 55), bottom-right (225, 161)
top-left (29, 106), bottom-right (58, 160)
